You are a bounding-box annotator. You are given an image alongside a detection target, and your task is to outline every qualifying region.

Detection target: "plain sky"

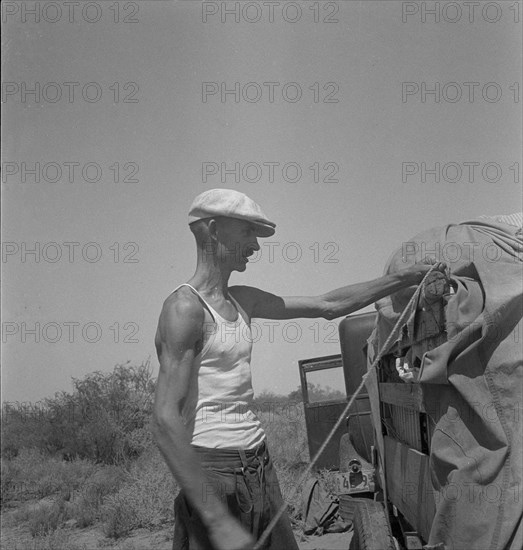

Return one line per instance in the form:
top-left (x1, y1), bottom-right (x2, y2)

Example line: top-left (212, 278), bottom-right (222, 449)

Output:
top-left (1, 0), bottom-right (522, 404)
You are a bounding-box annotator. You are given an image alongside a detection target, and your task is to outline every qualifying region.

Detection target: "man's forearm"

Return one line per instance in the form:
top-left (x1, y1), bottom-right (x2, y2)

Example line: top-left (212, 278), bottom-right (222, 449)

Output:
top-left (321, 269), bottom-right (419, 320)
top-left (152, 418), bottom-right (228, 529)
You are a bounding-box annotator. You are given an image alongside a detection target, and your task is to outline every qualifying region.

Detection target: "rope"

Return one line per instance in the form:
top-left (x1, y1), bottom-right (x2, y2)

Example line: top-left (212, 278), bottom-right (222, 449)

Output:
top-left (253, 264), bottom-right (439, 550)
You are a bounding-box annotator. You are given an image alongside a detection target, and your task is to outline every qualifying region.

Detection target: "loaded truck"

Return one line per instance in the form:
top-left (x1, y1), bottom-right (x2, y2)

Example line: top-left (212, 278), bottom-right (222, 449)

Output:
top-left (299, 216), bottom-right (522, 550)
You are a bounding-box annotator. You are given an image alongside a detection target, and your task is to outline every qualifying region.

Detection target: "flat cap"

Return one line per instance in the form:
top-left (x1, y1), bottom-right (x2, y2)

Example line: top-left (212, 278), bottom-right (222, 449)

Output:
top-left (188, 188), bottom-right (276, 237)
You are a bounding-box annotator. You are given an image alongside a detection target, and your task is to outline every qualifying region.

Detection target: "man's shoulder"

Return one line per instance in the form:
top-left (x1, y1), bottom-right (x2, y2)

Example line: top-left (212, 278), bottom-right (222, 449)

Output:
top-left (160, 287), bottom-right (205, 328)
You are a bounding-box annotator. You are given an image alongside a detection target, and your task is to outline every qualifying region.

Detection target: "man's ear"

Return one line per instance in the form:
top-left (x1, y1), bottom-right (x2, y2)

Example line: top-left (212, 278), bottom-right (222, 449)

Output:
top-left (207, 218), bottom-right (219, 242)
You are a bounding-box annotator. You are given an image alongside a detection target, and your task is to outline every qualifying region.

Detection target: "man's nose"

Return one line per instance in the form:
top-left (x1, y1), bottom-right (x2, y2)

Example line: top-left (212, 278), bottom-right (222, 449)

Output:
top-left (245, 240), bottom-right (260, 254)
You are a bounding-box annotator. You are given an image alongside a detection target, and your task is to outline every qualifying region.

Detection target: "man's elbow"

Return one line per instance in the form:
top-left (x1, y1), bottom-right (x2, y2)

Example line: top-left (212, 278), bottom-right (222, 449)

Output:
top-left (320, 297), bottom-right (361, 320)
top-left (320, 298), bottom-right (338, 321)
top-left (151, 408), bottom-right (178, 442)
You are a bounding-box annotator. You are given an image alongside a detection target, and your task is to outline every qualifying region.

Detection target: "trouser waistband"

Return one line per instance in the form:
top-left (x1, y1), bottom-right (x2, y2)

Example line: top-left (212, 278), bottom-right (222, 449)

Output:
top-left (192, 439), bottom-right (268, 468)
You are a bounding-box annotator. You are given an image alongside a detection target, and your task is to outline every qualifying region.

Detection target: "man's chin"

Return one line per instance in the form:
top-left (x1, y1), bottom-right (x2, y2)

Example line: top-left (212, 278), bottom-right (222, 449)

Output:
top-left (233, 260), bottom-right (248, 272)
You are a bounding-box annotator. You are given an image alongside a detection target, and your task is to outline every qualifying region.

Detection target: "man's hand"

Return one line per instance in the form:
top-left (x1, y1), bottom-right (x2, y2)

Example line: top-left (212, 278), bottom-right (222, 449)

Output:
top-left (408, 258), bottom-right (449, 284)
top-left (209, 515), bottom-right (256, 550)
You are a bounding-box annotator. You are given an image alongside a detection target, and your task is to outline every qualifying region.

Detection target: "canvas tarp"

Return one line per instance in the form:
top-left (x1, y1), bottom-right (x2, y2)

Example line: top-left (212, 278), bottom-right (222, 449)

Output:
top-left (366, 217), bottom-right (523, 550)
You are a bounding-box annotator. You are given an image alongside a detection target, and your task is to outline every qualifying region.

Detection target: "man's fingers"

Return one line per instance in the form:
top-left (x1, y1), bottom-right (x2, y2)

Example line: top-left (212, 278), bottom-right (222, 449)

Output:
top-left (421, 257), bottom-right (448, 273)
top-left (421, 256), bottom-right (437, 265)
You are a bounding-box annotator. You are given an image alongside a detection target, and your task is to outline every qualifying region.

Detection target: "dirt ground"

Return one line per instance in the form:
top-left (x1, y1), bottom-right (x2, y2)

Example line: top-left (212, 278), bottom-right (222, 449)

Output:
top-left (1, 505), bottom-right (352, 550)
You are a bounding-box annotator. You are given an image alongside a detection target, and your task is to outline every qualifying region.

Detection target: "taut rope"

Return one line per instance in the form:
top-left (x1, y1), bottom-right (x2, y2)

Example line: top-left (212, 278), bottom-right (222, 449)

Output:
top-left (253, 265), bottom-right (439, 550)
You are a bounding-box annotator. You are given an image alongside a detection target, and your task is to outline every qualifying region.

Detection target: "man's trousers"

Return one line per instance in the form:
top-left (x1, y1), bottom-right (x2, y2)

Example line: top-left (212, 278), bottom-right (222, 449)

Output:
top-left (172, 440), bottom-right (299, 550)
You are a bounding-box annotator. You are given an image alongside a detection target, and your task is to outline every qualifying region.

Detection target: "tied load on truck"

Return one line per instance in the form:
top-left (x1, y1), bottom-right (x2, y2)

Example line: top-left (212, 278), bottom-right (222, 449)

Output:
top-left (299, 214), bottom-right (522, 550)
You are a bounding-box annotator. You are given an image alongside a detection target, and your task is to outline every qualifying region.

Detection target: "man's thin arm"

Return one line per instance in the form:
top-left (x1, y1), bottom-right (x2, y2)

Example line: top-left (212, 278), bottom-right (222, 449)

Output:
top-left (152, 298), bottom-right (224, 526)
top-left (152, 295), bottom-right (254, 550)
top-left (319, 270), bottom-right (418, 319)
top-left (240, 263), bottom-right (438, 320)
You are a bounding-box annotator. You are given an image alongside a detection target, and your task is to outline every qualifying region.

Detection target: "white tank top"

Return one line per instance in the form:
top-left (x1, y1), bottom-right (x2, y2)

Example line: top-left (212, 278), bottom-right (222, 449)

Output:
top-left (172, 283), bottom-right (266, 449)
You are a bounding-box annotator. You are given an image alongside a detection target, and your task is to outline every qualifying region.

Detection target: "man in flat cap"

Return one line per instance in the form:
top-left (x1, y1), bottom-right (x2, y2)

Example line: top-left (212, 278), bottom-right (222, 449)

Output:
top-left (152, 189), bottom-right (445, 550)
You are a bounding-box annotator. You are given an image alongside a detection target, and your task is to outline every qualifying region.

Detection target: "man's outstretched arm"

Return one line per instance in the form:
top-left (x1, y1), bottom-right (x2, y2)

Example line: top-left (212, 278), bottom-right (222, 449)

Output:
top-left (151, 294), bottom-right (255, 550)
top-left (234, 262), bottom-right (445, 320)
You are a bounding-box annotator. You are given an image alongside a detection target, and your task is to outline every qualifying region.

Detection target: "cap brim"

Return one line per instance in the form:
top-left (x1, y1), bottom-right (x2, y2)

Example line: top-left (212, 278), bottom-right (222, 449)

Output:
top-left (251, 221), bottom-right (276, 238)
top-left (189, 215), bottom-right (275, 237)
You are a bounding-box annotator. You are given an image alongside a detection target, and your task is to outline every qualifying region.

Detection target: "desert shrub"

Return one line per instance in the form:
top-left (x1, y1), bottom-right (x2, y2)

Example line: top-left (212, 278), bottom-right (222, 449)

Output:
top-left (101, 495), bottom-right (138, 539)
top-left (1, 360), bottom-right (156, 465)
top-left (27, 499), bottom-right (67, 537)
top-left (70, 497), bottom-right (97, 530)
top-left (102, 445), bottom-right (177, 538)
top-left (1, 448), bottom-right (98, 506)
top-left (68, 465), bottom-right (128, 528)
top-left (1, 402), bottom-right (49, 459)
top-left (54, 360), bottom-right (155, 464)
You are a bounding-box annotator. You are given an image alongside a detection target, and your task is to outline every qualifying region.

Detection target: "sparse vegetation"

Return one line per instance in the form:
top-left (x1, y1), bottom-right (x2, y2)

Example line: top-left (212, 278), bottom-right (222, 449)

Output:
top-left (1, 362), bottom-right (343, 548)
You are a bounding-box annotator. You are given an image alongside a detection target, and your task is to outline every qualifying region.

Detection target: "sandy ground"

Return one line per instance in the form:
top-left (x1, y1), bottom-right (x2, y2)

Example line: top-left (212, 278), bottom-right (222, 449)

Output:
top-left (1, 504), bottom-right (352, 550)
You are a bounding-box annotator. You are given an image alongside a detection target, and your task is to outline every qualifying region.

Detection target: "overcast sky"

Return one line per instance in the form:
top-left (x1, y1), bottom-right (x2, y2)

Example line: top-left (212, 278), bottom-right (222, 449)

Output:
top-left (2, 0), bottom-right (522, 404)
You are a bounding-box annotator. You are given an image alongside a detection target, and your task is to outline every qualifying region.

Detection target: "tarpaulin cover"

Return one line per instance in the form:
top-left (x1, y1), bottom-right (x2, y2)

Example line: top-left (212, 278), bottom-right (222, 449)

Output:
top-left (367, 217), bottom-right (523, 550)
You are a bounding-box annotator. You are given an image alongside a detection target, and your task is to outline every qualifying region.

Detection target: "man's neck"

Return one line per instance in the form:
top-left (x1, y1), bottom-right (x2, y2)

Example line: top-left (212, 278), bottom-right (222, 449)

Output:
top-left (189, 256), bottom-right (231, 299)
